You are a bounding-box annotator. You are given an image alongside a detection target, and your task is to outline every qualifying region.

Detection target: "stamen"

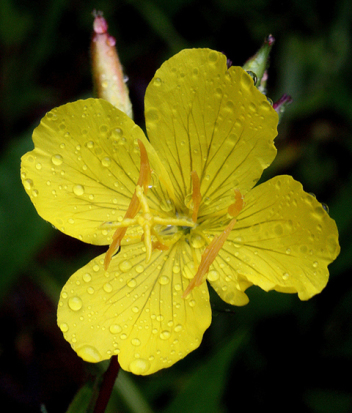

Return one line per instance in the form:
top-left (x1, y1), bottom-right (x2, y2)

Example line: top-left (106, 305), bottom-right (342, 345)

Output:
top-left (190, 171), bottom-right (201, 222)
top-left (104, 139), bottom-right (152, 270)
top-left (182, 218), bottom-right (237, 298)
top-left (228, 189), bottom-right (244, 218)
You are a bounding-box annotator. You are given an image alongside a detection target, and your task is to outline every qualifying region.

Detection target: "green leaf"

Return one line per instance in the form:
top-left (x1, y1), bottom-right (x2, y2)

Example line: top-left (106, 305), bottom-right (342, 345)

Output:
top-left (164, 331), bottom-right (247, 413)
top-left (66, 379), bottom-right (98, 413)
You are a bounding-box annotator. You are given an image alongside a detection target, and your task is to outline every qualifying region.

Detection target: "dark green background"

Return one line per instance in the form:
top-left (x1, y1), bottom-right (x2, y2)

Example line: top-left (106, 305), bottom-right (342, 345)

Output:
top-left (1, 0), bottom-right (351, 412)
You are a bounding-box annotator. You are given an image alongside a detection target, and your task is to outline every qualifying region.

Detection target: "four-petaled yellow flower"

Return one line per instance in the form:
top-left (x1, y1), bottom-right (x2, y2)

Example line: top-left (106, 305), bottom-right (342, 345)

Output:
top-left (21, 49), bottom-right (340, 375)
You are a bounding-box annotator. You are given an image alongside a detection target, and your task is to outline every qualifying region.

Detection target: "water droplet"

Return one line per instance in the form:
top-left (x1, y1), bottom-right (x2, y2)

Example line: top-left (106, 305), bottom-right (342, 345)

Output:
top-left (23, 179), bottom-right (33, 190)
top-left (109, 324), bottom-right (122, 334)
top-left (86, 141), bottom-right (94, 149)
top-left (51, 154), bottom-right (63, 166)
top-left (129, 358), bottom-right (150, 375)
top-left (160, 330), bottom-right (171, 340)
top-left (119, 260), bottom-right (132, 272)
top-left (158, 275), bottom-right (170, 285)
top-left (207, 270), bottom-right (219, 282)
top-left (245, 71), bottom-right (258, 85)
top-left (92, 264), bottom-right (100, 272)
top-left (35, 163), bottom-right (42, 170)
top-left (127, 278), bottom-right (137, 288)
top-left (189, 300), bottom-right (196, 307)
top-left (136, 265), bottom-right (144, 274)
top-left (73, 185), bottom-right (85, 196)
top-left (132, 306), bottom-right (139, 313)
top-left (68, 296), bottom-right (83, 311)
top-left (59, 323), bottom-right (69, 332)
top-left (131, 338), bottom-right (141, 346)
top-left (77, 345), bottom-right (102, 362)
top-left (282, 272), bottom-right (290, 280)
top-left (313, 261), bottom-right (318, 268)
top-left (154, 77), bottom-right (162, 86)
top-left (174, 324), bottom-right (182, 332)
top-left (208, 50), bottom-right (218, 63)
top-left (102, 157), bottom-right (111, 167)
top-left (190, 233), bottom-right (206, 249)
top-left (174, 283), bottom-right (181, 291)
top-left (172, 265), bottom-right (180, 274)
top-left (103, 282), bottom-right (113, 293)
top-left (322, 203), bottom-right (329, 213)
top-left (31, 189), bottom-right (38, 197)
top-left (82, 273), bottom-right (91, 282)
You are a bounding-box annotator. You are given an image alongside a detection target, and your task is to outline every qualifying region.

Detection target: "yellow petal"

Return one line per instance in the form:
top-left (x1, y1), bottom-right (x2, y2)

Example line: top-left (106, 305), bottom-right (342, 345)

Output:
top-left (209, 175), bottom-right (340, 301)
top-left (57, 241), bottom-right (211, 375)
top-left (21, 98), bottom-right (171, 245)
top-left (145, 48), bottom-right (278, 216)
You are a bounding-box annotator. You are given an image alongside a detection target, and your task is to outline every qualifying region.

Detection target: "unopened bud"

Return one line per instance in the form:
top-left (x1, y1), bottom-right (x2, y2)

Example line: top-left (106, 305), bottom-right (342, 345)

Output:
top-left (91, 11), bottom-right (132, 118)
top-left (243, 35), bottom-right (275, 90)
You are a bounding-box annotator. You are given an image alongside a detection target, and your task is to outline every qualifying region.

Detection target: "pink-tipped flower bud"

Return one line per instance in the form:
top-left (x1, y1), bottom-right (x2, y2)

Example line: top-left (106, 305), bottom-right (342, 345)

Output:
top-left (243, 35), bottom-right (275, 91)
top-left (91, 11), bottom-right (132, 118)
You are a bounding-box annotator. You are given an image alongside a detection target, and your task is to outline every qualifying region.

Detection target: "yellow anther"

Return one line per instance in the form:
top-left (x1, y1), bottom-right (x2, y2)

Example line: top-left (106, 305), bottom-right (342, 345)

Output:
top-left (228, 189), bottom-right (244, 218)
top-left (104, 140), bottom-right (151, 270)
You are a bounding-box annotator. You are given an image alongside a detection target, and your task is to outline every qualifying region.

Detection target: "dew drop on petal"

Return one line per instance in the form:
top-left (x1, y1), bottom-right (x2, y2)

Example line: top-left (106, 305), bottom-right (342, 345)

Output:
top-left (158, 275), bottom-right (170, 285)
top-left (77, 345), bottom-right (102, 362)
top-left (82, 273), bottom-right (92, 283)
top-left (119, 260), bottom-right (132, 272)
top-left (103, 283), bottom-right (113, 293)
top-left (208, 50), bottom-right (218, 63)
top-left (282, 272), bottom-right (290, 280)
top-left (207, 270), bottom-right (219, 282)
top-left (23, 179), bottom-right (33, 190)
top-left (131, 338), bottom-right (141, 346)
top-left (136, 265), bottom-right (144, 274)
top-left (127, 278), bottom-right (137, 288)
top-left (101, 157), bottom-right (111, 167)
top-left (51, 154), bottom-right (63, 166)
top-left (73, 185), bottom-right (85, 196)
top-left (109, 324), bottom-right (122, 334)
top-left (129, 358), bottom-right (150, 375)
top-left (59, 323), bottom-right (69, 332)
top-left (160, 330), bottom-right (171, 340)
top-left (68, 296), bottom-right (83, 311)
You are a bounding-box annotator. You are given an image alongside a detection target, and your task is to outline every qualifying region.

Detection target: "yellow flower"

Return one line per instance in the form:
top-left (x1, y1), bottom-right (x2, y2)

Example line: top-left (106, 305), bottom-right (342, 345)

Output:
top-left (21, 49), bottom-right (340, 375)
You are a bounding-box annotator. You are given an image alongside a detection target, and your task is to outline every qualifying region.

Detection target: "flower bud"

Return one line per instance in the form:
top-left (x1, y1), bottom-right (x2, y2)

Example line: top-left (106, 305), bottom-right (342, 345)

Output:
top-left (91, 12), bottom-right (132, 118)
top-left (243, 35), bottom-right (275, 90)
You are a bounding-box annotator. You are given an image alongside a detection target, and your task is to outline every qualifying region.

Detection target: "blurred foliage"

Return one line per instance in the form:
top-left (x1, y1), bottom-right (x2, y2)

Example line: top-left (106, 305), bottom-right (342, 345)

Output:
top-left (0, 0), bottom-right (351, 412)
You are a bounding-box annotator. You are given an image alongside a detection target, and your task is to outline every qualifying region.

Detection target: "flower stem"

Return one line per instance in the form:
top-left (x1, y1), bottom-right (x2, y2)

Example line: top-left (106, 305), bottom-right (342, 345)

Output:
top-left (93, 356), bottom-right (120, 413)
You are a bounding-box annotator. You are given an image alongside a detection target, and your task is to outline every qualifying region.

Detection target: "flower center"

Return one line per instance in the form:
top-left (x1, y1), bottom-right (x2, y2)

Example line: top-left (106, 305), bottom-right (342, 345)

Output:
top-left (104, 140), bottom-right (195, 270)
top-left (103, 140), bottom-right (245, 298)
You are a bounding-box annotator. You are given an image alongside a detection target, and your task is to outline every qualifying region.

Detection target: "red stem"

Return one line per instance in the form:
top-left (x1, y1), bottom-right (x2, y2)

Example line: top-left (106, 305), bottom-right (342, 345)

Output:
top-left (93, 356), bottom-right (120, 413)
